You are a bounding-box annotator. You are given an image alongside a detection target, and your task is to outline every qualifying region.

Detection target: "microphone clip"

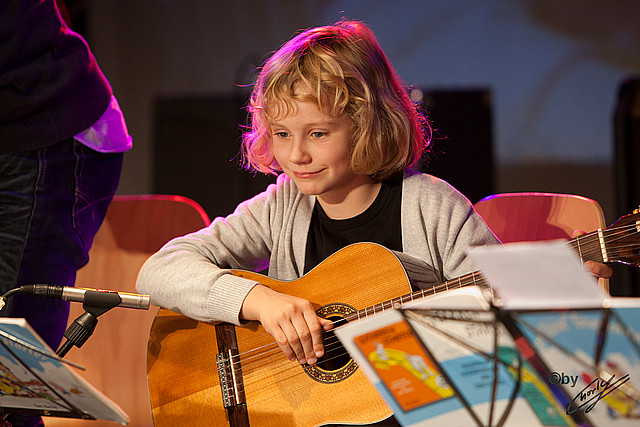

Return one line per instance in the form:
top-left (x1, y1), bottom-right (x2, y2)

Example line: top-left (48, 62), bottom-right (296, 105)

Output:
top-left (56, 297), bottom-right (121, 358)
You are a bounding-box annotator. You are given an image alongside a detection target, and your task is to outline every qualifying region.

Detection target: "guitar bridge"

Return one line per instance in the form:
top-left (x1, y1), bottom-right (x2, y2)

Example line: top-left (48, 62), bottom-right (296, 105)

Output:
top-left (216, 349), bottom-right (246, 408)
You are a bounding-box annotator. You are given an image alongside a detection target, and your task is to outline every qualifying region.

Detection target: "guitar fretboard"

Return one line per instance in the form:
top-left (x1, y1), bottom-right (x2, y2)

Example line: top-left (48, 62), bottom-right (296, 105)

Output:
top-left (346, 271), bottom-right (488, 323)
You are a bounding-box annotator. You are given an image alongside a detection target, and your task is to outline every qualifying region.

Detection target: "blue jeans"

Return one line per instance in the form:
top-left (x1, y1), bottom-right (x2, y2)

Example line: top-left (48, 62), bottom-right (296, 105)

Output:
top-left (0, 139), bottom-right (122, 426)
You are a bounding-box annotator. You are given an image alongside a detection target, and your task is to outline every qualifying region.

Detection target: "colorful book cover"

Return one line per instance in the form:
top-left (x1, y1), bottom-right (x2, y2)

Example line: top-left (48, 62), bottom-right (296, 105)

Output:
top-left (353, 319), bottom-right (454, 411)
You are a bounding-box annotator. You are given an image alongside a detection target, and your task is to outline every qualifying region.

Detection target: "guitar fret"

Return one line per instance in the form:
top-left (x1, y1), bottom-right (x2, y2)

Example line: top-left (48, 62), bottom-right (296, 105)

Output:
top-left (576, 235), bottom-right (583, 263)
top-left (572, 232), bottom-right (603, 264)
top-left (597, 228), bottom-right (609, 263)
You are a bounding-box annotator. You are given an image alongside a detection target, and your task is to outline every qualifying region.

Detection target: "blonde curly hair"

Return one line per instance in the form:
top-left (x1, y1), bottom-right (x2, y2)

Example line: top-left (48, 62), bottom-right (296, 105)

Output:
top-left (241, 20), bottom-right (431, 181)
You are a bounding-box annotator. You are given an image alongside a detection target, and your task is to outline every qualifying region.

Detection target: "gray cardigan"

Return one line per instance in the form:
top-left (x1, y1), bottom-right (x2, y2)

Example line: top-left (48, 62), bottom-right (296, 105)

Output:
top-left (136, 171), bottom-right (499, 324)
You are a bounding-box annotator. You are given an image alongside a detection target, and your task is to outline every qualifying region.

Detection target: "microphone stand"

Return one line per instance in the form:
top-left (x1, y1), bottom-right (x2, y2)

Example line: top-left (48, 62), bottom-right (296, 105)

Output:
top-left (56, 292), bottom-right (121, 358)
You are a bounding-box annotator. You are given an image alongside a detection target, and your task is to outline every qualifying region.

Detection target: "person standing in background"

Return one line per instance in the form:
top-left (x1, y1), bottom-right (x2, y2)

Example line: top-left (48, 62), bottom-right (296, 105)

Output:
top-left (0, 1), bottom-right (131, 425)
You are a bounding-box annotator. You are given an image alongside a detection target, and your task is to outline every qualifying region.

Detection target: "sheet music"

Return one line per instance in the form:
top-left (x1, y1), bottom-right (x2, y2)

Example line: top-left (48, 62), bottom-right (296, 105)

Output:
top-left (467, 240), bottom-right (607, 310)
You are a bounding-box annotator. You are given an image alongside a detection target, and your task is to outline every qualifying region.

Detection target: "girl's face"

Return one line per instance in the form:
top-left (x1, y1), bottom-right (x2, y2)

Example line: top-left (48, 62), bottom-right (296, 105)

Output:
top-left (270, 99), bottom-right (377, 217)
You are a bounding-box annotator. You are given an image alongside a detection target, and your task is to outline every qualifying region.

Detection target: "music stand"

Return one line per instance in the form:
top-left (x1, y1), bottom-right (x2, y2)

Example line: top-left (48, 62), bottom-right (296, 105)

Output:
top-left (336, 286), bottom-right (583, 426)
top-left (336, 288), bottom-right (640, 426)
top-left (0, 318), bottom-right (129, 424)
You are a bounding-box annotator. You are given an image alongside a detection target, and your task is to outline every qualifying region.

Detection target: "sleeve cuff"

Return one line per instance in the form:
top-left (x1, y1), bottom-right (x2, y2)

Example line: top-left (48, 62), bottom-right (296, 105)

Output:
top-left (207, 273), bottom-right (259, 325)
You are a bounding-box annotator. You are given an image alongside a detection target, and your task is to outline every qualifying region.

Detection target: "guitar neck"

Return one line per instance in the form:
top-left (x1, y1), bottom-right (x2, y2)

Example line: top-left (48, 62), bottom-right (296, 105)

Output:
top-left (345, 270), bottom-right (488, 323)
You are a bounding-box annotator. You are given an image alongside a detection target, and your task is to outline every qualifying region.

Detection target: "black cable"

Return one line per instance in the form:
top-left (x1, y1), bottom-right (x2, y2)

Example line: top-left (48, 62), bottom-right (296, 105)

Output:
top-left (2, 286), bottom-right (118, 358)
top-left (0, 287), bottom-right (21, 305)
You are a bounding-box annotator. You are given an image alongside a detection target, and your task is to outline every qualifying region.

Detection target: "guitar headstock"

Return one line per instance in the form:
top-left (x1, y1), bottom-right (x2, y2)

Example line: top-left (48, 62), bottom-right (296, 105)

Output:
top-left (605, 209), bottom-right (640, 267)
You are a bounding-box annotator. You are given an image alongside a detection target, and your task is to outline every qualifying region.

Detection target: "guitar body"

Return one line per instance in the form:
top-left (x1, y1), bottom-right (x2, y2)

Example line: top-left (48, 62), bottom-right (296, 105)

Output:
top-left (146, 243), bottom-right (418, 426)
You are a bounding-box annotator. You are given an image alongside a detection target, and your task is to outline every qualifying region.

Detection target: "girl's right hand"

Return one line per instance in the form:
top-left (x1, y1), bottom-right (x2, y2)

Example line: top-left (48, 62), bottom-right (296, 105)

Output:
top-left (240, 284), bottom-right (333, 365)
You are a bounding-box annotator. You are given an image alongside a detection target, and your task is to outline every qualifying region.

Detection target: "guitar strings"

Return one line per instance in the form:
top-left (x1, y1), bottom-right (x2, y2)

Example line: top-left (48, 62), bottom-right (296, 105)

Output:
top-left (220, 279), bottom-right (492, 400)
top-left (219, 270), bottom-right (489, 395)
top-left (569, 224), bottom-right (639, 264)
top-left (232, 273), bottom-right (490, 380)
top-left (604, 225), bottom-right (639, 254)
top-left (218, 323), bottom-right (365, 399)
top-left (218, 222), bottom-right (640, 397)
top-left (221, 352), bottom-right (359, 408)
top-left (223, 271), bottom-right (486, 376)
top-left (220, 317), bottom-right (399, 400)
top-left (219, 235), bottom-right (607, 378)
top-left (227, 258), bottom-right (638, 391)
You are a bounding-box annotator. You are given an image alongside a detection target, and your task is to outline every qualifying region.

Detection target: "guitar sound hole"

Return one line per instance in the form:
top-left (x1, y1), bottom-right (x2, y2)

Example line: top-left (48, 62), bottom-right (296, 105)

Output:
top-left (317, 316), bottom-right (350, 371)
top-left (303, 304), bottom-right (358, 383)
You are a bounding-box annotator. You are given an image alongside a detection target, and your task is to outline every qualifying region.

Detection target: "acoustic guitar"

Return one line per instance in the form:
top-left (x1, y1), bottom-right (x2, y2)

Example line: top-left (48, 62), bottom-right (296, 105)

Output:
top-left (146, 210), bottom-right (640, 427)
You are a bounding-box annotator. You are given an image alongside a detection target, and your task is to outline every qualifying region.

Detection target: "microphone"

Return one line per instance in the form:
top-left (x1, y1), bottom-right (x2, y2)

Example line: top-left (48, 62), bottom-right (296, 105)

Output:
top-left (19, 284), bottom-right (150, 310)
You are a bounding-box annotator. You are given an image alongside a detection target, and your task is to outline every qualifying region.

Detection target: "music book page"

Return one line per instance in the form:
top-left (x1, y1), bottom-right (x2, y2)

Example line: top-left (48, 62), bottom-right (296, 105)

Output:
top-left (467, 240), bottom-right (607, 310)
top-left (0, 318), bottom-right (129, 424)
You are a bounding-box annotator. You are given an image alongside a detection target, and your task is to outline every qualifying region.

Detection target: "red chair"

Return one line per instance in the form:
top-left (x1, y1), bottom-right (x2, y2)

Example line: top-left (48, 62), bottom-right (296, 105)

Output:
top-left (474, 192), bottom-right (608, 292)
top-left (45, 195), bottom-right (210, 427)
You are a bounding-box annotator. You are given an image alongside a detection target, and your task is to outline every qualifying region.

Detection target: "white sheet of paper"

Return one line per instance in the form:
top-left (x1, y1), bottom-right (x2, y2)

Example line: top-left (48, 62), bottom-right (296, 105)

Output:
top-left (467, 240), bottom-right (606, 310)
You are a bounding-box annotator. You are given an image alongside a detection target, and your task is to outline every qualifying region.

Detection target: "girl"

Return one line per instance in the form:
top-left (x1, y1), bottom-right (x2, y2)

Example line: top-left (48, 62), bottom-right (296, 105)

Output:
top-left (138, 20), bottom-right (497, 426)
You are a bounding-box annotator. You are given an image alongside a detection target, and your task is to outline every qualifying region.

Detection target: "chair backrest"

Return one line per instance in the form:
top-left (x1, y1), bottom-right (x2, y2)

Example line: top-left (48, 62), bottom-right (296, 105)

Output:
top-left (45, 195), bottom-right (210, 427)
top-left (474, 192), bottom-right (606, 243)
top-left (473, 192), bottom-right (608, 292)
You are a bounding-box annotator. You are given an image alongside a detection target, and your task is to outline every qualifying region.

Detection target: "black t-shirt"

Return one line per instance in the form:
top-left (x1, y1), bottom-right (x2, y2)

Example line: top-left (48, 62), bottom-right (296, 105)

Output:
top-left (304, 173), bottom-right (403, 274)
top-left (303, 175), bottom-right (405, 425)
